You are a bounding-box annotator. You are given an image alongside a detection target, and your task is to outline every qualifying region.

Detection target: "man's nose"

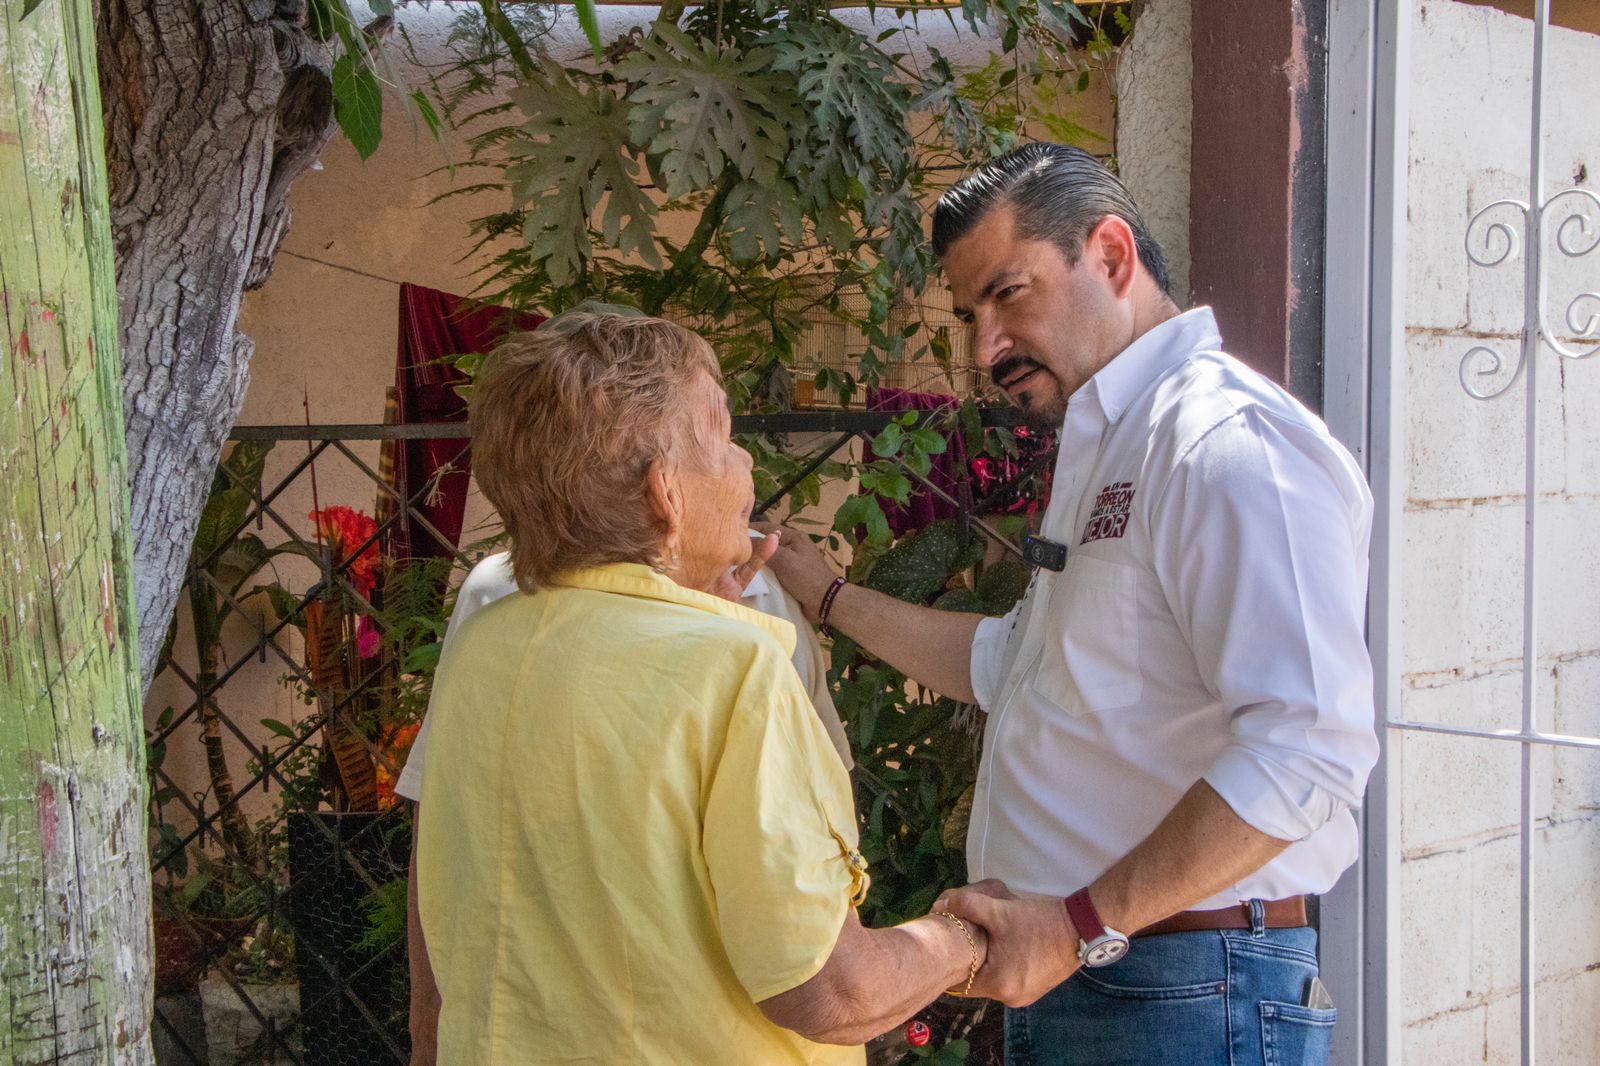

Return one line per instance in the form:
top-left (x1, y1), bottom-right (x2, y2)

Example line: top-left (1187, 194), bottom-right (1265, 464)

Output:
top-left (972, 312), bottom-right (1011, 368)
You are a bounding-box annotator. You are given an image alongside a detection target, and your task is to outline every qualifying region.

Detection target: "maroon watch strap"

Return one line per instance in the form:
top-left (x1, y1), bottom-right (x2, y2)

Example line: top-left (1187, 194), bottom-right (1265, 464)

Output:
top-left (1063, 887), bottom-right (1106, 943)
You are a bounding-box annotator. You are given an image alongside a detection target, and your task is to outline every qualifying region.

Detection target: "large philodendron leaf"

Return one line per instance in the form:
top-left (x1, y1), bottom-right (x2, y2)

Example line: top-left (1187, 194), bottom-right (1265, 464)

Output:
top-left (616, 28), bottom-right (800, 200)
top-left (505, 72), bottom-right (660, 286)
top-left (865, 174), bottom-right (932, 288)
top-left (772, 23), bottom-right (913, 174)
top-left (913, 51), bottom-right (989, 156)
top-left (723, 178), bottom-right (805, 266)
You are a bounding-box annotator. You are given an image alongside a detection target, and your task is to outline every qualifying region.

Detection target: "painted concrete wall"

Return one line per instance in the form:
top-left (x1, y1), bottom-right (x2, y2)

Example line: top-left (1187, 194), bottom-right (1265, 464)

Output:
top-left (1116, 0), bottom-right (1193, 306)
top-left (1398, 2), bottom-right (1600, 1061)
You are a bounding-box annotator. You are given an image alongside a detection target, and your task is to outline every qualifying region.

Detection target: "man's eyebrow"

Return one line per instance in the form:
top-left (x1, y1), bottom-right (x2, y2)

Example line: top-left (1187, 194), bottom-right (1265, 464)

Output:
top-left (953, 269), bottom-right (1022, 319)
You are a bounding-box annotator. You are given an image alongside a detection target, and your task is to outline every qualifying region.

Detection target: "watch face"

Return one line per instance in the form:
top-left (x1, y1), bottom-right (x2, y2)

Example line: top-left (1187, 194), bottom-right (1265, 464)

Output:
top-left (1084, 936), bottom-right (1129, 967)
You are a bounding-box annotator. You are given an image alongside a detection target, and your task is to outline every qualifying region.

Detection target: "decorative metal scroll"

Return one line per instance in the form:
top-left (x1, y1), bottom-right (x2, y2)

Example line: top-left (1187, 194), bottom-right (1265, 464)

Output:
top-left (1544, 187), bottom-right (1600, 358)
top-left (1460, 186), bottom-right (1600, 400)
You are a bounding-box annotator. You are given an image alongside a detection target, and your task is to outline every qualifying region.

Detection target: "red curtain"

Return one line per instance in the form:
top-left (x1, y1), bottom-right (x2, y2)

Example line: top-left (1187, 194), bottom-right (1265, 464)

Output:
top-left (391, 283), bottom-right (542, 560)
top-left (865, 386), bottom-right (1055, 538)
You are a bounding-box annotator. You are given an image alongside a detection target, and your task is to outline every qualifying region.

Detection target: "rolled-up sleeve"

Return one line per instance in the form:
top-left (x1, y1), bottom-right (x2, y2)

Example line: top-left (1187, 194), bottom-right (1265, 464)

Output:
top-left (702, 645), bottom-right (863, 1002)
top-left (969, 613), bottom-right (1014, 711)
top-left (1155, 405), bottom-right (1379, 842)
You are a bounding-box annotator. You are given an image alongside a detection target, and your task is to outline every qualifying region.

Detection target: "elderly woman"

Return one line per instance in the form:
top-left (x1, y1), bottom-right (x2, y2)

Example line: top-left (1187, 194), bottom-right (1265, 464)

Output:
top-left (416, 312), bottom-right (983, 1065)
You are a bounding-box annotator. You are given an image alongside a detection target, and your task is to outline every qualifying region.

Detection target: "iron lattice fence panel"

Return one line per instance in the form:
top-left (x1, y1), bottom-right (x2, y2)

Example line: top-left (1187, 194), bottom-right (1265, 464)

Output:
top-left (147, 410), bottom-right (1042, 1066)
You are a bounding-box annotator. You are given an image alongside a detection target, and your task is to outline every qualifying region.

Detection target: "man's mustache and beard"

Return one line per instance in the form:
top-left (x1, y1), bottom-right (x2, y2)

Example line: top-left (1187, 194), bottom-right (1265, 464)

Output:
top-left (991, 355), bottom-right (1068, 432)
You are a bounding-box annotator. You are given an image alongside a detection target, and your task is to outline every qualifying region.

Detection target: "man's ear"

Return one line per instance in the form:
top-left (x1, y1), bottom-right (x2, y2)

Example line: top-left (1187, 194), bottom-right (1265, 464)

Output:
top-left (646, 456), bottom-right (683, 538)
top-left (1087, 215), bottom-right (1139, 300)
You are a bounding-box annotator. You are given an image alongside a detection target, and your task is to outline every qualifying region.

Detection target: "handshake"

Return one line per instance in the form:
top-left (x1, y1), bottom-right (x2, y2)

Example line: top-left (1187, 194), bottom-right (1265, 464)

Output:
top-left (930, 879), bottom-right (1087, 1008)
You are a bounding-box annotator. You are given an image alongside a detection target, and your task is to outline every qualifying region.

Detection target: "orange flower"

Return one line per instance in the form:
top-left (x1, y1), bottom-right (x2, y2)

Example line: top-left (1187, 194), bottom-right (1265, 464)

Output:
top-left (309, 506), bottom-right (380, 596)
top-left (374, 723), bottom-right (423, 811)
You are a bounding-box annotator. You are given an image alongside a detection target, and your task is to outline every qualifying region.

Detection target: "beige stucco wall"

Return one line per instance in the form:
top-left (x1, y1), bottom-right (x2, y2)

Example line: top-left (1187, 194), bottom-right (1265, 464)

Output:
top-left (146, 2), bottom-right (1120, 841)
top-left (1397, 3), bottom-right (1600, 1062)
top-left (1114, 0), bottom-right (1193, 305)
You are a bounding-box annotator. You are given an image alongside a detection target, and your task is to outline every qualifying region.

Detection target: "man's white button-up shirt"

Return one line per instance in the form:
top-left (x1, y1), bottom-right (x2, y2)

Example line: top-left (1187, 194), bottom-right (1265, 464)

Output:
top-left (966, 306), bottom-right (1379, 909)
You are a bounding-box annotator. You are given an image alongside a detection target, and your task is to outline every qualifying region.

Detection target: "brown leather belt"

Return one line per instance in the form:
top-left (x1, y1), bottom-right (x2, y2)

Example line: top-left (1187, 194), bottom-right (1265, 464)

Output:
top-left (1133, 895), bottom-right (1309, 938)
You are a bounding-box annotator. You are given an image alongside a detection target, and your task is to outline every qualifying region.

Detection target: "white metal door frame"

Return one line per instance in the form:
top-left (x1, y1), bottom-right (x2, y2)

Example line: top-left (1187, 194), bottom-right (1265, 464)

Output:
top-left (1319, 2), bottom-right (1409, 1064)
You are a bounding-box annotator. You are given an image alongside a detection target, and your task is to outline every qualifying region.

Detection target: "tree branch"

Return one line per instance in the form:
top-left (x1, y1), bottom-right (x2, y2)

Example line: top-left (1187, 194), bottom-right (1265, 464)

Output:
top-left (478, 0), bottom-right (539, 80)
top-left (642, 169), bottom-right (739, 315)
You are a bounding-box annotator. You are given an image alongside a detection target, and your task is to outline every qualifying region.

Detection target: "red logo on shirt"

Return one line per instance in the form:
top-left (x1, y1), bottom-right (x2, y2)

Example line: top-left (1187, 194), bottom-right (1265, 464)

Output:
top-left (1080, 481), bottom-right (1135, 544)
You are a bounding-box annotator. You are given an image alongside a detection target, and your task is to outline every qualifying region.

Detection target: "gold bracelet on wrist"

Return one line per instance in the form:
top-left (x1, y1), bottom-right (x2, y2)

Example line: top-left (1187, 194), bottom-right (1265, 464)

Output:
top-left (933, 910), bottom-right (979, 997)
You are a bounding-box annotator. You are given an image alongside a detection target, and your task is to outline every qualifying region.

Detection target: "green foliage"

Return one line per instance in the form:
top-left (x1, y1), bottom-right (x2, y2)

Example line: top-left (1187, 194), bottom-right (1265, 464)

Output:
top-left (864, 520), bottom-right (986, 604)
top-left (770, 21), bottom-right (912, 176)
top-left (423, 0), bottom-right (1119, 413)
top-left (332, 52), bottom-right (384, 159)
top-left (617, 28), bottom-right (799, 200)
top-left (187, 442), bottom-right (297, 659)
top-left (355, 876), bottom-right (410, 954)
top-left (505, 71), bottom-right (660, 286)
top-left (366, 555), bottom-right (455, 733)
top-left (306, 0), bottom-right (451, 162)
top-left (398, 4), bottom-right (1135, 1059)
top-left (917, 1037), bottom-right (974, 1065)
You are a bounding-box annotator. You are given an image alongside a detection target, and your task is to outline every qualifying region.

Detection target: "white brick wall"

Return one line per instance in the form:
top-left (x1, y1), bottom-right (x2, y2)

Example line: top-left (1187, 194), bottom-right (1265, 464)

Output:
top-left (1399, 3), bottom-right (1600, 1060)
top-left (1552, 655), bottom-right (1600, 816)
top-left (1397, 697), bottom-right (1555, 852)
top-left (1404, 333), bottom-right (1566, 501)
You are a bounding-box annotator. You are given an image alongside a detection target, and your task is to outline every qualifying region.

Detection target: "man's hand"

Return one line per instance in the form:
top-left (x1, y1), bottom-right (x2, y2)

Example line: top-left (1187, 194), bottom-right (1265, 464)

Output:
top-left (710, 531), bottom-right (780, 603)
top-left (935, 879), bottom-right (1081, 1007)
top-left (750, 521), bottom-right (838, 620)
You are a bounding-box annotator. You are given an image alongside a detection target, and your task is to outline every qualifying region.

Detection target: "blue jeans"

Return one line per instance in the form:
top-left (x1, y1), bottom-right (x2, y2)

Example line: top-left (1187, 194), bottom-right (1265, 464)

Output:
top-left (1004, 922), bottom-right (1335, 1066)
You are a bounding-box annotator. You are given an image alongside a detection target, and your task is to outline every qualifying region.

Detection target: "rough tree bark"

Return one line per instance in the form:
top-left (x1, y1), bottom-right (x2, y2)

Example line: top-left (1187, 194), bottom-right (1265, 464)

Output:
top-left (0, 0), bottom-right (152, 1061)
top-left (95, 0), bottom-right (339, 689)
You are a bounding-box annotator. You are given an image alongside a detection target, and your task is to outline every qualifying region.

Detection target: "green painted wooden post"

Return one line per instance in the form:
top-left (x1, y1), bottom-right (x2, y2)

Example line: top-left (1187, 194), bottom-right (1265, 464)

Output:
top-left (1, 0), bottom-right (153, 1061)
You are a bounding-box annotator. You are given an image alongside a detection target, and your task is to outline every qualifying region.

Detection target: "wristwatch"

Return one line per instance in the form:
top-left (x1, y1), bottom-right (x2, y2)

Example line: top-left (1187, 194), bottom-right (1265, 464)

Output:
top-left (1063, 888), bottom-right (1130, 968)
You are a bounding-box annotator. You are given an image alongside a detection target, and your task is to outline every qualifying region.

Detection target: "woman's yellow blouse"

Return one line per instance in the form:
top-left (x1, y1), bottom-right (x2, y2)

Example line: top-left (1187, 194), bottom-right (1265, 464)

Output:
top-left (418, 563), bottom-right (868, 1065)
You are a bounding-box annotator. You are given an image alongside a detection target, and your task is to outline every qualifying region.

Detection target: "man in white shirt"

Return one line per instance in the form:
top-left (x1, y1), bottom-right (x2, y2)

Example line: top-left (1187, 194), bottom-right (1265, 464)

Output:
top-left (760, 143), bottom-right (1377, 1066)
top-left (396, 536), bottom-right (851, 1065)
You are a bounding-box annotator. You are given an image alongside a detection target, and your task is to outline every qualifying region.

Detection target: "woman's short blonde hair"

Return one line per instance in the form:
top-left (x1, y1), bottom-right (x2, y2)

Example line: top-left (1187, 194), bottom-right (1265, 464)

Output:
top-left (470, 311), bottom-right (721, 592)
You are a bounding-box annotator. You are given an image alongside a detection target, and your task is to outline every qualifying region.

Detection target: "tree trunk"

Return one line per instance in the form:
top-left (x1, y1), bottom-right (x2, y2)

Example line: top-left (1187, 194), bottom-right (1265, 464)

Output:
top-left (96, 0), bottom-right (337, 689)
top-left (0, 0), bottom-right (152, 1061)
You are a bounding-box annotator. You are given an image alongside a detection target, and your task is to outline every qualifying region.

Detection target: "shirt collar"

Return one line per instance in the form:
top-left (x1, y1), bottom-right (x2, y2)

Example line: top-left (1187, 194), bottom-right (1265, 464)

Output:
top-left (1085, 306), bottom-right (1223, 424)
top-left (557, 562), bottom-right (797, 656)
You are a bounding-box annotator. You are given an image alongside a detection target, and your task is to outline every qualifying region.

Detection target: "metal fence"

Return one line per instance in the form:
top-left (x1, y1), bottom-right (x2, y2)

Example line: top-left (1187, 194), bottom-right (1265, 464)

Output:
top-left (146, 407), bottom-right (1045, 1066)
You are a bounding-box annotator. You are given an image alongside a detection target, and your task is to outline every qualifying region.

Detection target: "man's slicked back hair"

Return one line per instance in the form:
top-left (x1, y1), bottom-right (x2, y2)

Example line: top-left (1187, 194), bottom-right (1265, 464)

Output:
top-left (932, 142), bottom-right (1170, 295)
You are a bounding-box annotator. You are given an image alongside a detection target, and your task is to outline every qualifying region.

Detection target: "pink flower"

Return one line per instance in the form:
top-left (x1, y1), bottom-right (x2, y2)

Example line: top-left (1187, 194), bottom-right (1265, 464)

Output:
top-left (355, 615), bottom-right (381, 660)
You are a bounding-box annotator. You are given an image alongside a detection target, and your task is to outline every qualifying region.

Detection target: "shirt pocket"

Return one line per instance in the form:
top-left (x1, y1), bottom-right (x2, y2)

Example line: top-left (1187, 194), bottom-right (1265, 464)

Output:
top-left (1030, 554), bottom-right (1143, 714)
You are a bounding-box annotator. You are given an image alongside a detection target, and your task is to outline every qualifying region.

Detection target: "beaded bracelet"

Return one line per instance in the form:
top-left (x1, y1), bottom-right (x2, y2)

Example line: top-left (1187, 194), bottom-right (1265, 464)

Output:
top-left (817, 576), bottom-right (848, 637)
top-left (933, 910), bottom-right (980, 997)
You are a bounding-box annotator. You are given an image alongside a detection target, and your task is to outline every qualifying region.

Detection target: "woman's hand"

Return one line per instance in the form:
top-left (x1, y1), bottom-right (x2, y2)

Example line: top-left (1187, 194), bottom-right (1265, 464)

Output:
top-left (758, 904), bottom-right (993, 1046)
top-left (709, 530), bottom-right (780, 603)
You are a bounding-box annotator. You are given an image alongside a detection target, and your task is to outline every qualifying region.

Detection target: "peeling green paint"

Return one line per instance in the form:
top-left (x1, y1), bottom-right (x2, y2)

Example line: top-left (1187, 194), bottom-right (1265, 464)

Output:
top-left (1, 0), bottom-right (152, 1061)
